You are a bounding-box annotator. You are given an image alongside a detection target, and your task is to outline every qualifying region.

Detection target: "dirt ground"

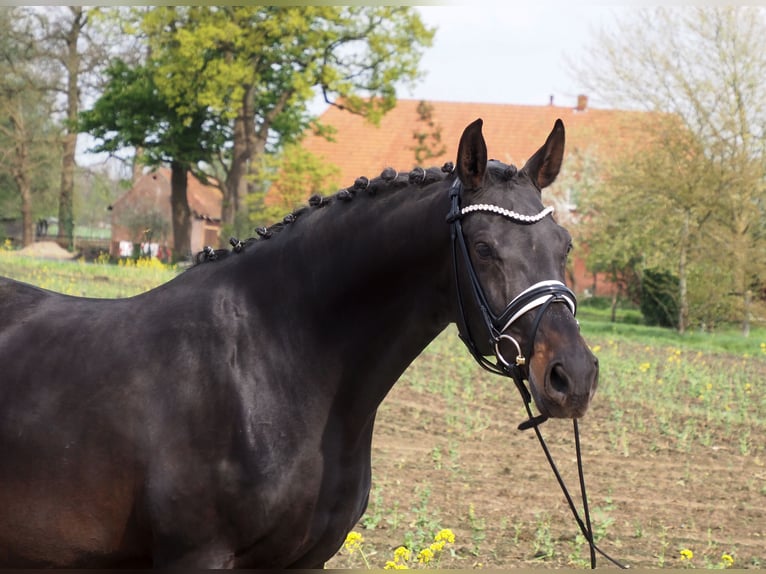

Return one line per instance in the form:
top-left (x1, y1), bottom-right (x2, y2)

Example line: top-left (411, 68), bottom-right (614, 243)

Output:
top-left (17, 241), bottom-right (77, 260)
top-left (326, 367), bottom-right (765, 569)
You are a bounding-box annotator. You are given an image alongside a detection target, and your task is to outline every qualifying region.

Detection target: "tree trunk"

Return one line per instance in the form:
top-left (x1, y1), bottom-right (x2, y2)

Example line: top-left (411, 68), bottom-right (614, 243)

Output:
top-left (58, 131), bottom-right (76, 249)
top-left (677, 211), bottom-right (690, 334)
top-left (13, 130), bottom-right (34, 247)
top-left (8, 105), bottom-right (34, 247)
top-left (610, 287), bottom-right (620, 323)
top-left (19, 177), bottom-right (34, 248)
top-left (170, 160), bottom-right (192, 261)
top-left (132, 147), bottom-right (145, 183)
top-left (743, 289), bottom-right (752, 338)
top-left (223, 84), bottom-right (255, 240)
top-left (57, 7), bottom-right (84, 251)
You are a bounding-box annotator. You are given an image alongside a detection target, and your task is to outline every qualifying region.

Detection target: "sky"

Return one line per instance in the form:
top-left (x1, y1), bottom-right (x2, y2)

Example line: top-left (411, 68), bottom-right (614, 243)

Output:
top-left (399, 1), bottom-right (750, 110)
top-left (407, 1), bottom-right (625, 110)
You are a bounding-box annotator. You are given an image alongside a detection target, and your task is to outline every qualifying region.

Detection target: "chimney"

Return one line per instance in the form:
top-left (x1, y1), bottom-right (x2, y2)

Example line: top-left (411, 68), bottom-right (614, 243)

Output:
top-left (576, 94), bottom-right (588, 112)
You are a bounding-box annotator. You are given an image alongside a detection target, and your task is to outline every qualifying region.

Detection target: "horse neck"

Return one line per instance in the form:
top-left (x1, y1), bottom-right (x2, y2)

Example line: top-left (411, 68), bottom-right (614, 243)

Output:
top-left (242, 179), bottom-right (454, 426)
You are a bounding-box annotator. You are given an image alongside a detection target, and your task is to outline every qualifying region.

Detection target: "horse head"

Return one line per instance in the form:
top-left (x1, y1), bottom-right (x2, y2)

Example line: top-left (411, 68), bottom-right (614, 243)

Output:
top-left (451, 118), bottom-right (598, 420)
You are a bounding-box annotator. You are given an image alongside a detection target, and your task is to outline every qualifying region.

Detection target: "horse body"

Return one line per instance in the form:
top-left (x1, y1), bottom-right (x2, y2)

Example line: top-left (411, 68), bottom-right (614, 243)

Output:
top-left (0, 177), bottom-right (453, 568)
top-left (0, 119), bottom-right (598, 568)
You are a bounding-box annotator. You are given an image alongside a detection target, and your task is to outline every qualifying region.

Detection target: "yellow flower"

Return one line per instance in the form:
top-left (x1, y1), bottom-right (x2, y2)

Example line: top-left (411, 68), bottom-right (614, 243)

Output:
top-left (384, 560), bottom-right (408, 570)
top-left (430, 540), bottom-right (445, 553)
top-left (639, 362), bottom-right (651, 373)
top-left (343, 531), bottom-right (363, 554)
top-left (591, 345), bottom-right (602, 353)
top-left (721, 553), bottom-right (734, 567)
top-left (680, 548), bottom-right (693, 561)
top-left (417, 548), bottom-right (434, 564)
top-left (393, 546), bottom-right (411, 563)
top-left (434, 528), bottom-right (456, 544)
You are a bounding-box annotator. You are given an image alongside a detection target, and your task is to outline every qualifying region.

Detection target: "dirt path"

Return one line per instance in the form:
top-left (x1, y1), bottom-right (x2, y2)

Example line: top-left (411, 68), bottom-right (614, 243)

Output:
top-left (327, 373), bottom-right (765, 569)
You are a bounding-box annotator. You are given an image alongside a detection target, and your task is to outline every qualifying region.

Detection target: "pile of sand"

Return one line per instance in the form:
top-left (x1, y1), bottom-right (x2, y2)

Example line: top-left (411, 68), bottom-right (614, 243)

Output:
top-left (18, 241), bottom-right (78, 260)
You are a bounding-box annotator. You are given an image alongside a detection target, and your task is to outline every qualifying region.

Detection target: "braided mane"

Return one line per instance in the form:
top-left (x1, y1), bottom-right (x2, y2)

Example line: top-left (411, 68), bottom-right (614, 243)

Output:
top-left (195, 161), bottom-right (459, 264)
top-left (196, 158), bottom-right (520, 265)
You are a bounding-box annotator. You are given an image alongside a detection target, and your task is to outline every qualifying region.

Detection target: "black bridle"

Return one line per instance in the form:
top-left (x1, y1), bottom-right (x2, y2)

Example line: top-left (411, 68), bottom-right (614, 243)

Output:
top-left (447, 178), bottom-right (577, 423)
top-left (447, 177), bottom-right (627, 569)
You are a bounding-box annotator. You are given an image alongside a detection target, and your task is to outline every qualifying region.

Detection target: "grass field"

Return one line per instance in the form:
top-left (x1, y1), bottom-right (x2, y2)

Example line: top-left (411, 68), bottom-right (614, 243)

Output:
top-left (1, 250), bottom-right (765, 569)
top-left (0, 249), bottom-right (180, 299)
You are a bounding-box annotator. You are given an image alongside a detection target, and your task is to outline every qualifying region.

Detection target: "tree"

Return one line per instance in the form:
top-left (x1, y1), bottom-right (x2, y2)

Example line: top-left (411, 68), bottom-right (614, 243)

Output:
top-left (579, 116), bottom-right (718, 333)
top-left (140, 7), bottom-right (434, 240)
top-left (250, 143), bottom-right (340, 229)
top-left (411, 100), bottom-right (447, 165)
top-left (80, 60), bottom-right (225, 260)
top-left (575, 7), bottom-right (766, 334)
top-left (0, 7), bottom-right (60, 247)
top-left (20, 7), bottom-right (113, 249)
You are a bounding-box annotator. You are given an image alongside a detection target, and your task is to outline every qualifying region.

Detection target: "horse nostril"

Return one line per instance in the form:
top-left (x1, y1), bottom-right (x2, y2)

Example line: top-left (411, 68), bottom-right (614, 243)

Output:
top-left (549, 364), bottom-right (570, 396)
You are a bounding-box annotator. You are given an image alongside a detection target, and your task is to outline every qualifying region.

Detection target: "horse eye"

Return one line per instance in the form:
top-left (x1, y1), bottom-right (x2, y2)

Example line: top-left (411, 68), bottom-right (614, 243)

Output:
top-left (567, 241), bottom-right (574, 256)
top-left (475, 242), bottom-right (494, 259)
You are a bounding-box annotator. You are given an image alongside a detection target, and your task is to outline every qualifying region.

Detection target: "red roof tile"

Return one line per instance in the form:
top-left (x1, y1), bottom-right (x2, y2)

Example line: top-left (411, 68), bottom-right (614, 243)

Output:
top-left (300, 98), bottom-right (643, 188)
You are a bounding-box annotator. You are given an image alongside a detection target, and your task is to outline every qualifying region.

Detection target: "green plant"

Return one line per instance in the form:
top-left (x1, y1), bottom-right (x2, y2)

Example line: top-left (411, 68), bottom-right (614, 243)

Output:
top-left (532, 513), bottom-right (555, 561)
top-left (361, 485), bottom-right (384, 530)
top-left (640, 268), bottom-right (680, 329)
top-left (467, 503), bottom-right (486, 556)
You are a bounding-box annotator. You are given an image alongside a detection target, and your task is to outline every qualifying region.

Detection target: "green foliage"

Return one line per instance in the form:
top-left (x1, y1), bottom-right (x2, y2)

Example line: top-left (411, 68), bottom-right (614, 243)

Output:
top-left (79, 59), bottom-right (224, 169)
top-left (249, 143), bottom-right (340, 228)
top-left (137, 6), bottom-right (434, 233)
top-left (640, 269), bottom-right (680, 328)
top-left (141, 6), bottom-right (433, 140)
top-left (0, 7), bottom-right (61, 222)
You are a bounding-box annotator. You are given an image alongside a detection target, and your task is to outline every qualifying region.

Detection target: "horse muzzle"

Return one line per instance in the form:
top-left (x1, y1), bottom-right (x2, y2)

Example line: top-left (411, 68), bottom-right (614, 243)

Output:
top-left (525, 310), bottom-right (599, 419)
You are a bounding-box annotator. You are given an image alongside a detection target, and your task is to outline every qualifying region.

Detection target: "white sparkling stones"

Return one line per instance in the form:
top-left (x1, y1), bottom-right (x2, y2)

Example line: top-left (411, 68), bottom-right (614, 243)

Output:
top-left (461, 204), bottom-right (554, 223)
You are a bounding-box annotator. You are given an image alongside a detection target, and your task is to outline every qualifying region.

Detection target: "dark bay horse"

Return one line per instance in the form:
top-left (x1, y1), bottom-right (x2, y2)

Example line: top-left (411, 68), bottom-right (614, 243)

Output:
top-left (0, 119), bottom-right (598, 568)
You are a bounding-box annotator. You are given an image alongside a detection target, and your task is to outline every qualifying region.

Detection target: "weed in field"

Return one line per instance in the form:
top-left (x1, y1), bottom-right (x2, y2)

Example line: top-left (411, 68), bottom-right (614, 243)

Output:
top-left (361, 485), bottom-right (384, 530)
top-left (633, 520), bottom-right (644, 539)
top-left (385, 500), bottom-right (402, 531)
top-left (430, 446), bottom-right (442, 470)
top-left (531, 512), bottom-right (555, 561)
top-left (656, 525), bottom-right (671, 567)
top-left (567, 532), bottom-right (591, 568)
top-left (343, 531), bottom-right (371, 569)
top-left (680, 547), bottom-right (694, 566)
top-left (401, 486), bottom-right (444, 552)
top-left (341, 529), bottom-right (456, 569)
top-left (467, 503), bottom-right (486, 556)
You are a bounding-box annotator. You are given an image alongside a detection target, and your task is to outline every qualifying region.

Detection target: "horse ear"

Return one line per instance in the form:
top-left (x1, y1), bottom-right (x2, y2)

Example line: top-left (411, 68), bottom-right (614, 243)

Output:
top-left (522, 118), bottom-right (565, 189)
top-left (456, 118), bottom-right (487, 191)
